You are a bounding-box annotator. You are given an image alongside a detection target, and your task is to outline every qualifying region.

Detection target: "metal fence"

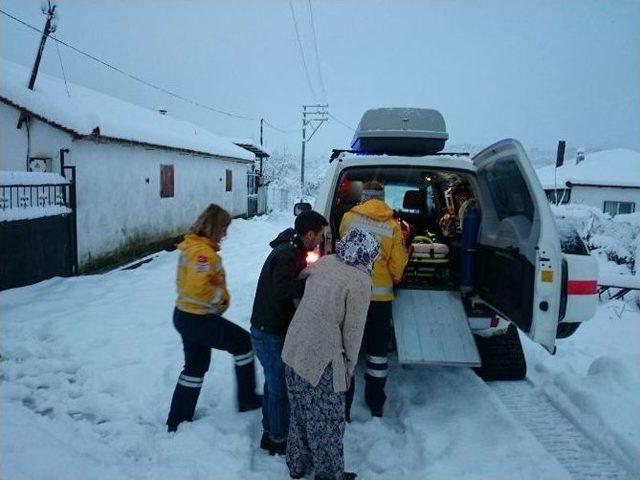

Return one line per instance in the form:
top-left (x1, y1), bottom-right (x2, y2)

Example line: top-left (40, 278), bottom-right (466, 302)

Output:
top-left (0, 167), bottom-right (78, 289)
top-left (0, 183), bottom-right (69, 210)
top-left (267, 186), bottom-right (294, 213)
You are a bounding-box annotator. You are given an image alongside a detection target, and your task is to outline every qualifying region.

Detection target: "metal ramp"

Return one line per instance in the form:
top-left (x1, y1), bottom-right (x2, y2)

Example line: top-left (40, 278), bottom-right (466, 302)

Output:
top-left (392, 289), bottom-right (481, 366)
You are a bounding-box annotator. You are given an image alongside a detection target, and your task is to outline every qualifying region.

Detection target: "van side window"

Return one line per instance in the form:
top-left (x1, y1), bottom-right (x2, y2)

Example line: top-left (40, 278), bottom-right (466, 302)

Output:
top-left (483, 160), bottom-right (534, 221)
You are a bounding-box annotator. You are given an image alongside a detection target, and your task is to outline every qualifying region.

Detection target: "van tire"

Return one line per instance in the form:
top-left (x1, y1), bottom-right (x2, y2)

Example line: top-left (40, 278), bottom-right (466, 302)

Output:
top-left (473, 324), bottom-right (526, 381)
top-left (556, 322), bottom-right (581, 339)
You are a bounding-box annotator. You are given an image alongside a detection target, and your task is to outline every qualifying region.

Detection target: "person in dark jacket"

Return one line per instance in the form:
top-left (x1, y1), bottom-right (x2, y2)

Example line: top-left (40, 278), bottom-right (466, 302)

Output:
top-left (250, 210), bottom-right (328, 455)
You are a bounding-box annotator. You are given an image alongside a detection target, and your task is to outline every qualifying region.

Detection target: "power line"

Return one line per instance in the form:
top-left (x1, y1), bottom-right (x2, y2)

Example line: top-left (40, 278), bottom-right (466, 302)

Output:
top-left (306, 0), bottom-right (326, 102)
top-left (54, 38), bottom-right (70, 97)
top-left (329, 112), bottom-right (355, 131)
top-left (263, 119), bottom-right (301, 134)
top-left (0, 8), bottom-right (257, 121)
top-left (288, 0), bottom-right (317, 101)
top-left (1, 8), bottom-right (318, 138)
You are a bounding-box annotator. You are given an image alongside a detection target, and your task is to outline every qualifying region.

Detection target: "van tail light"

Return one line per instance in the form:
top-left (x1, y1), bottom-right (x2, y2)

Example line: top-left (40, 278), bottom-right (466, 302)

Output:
top-left (490, 315), bottom-right (499, 328)
top-left (567, 280), bottom-right (598, 295)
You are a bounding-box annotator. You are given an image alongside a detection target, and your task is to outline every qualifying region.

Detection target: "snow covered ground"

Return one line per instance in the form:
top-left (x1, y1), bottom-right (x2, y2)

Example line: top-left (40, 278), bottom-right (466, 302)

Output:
top-left (2, 213), bottom-right (638, 479)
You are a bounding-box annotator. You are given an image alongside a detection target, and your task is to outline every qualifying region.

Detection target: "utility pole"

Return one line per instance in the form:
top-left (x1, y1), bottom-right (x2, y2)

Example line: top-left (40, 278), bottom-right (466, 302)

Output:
top-left (29, 1), bottom-right (57, 90)
top-left (260, 118), bottom-right (264, 146)
top-left (259, 118), bottom-right (264, 176)
top-left (300, 104), bottom-right (328, 191)
top-left (18, 0), bottom-right (58, 129)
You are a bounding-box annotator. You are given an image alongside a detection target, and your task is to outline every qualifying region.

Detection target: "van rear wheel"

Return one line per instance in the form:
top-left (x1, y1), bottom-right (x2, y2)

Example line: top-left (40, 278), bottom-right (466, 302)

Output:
top-left (473, 323), bottom-right (526, 381)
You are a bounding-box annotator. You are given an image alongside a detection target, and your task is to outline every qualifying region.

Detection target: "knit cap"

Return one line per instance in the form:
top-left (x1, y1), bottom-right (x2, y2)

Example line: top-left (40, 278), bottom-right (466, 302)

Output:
top-left (335, 227), bottom-right (380, 273)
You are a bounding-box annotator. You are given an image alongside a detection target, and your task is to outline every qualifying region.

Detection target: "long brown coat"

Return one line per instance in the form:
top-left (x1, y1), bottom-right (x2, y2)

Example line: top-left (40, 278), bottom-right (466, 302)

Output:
top-left (281, 254), bottom-right (372, 393)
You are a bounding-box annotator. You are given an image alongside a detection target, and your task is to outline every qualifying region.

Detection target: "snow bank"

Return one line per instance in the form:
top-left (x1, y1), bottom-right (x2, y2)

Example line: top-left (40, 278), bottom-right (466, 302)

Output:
top-left (0, 59), bottom-right (253, 162)
top-left (522, 296), bottom-right (640, 476)
top-left (2, 211), bottom-right (638, 479)
top-left (0, 205), bottom-right (72, 222)
top-left (553, 204), bottom-right (640, 273)
top-left (0, 212), bottom-right (580, 480)
top-left (525, 207), bottom-right (640, 475)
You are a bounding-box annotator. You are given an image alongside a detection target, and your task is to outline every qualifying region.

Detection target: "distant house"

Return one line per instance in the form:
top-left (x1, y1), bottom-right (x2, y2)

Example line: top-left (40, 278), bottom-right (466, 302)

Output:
top-left (0, 59), bottom-right (255, 272)
top-left (232, 138), bottom-right (270, 217)
top-left (536, 148), bottom-right (640, 216)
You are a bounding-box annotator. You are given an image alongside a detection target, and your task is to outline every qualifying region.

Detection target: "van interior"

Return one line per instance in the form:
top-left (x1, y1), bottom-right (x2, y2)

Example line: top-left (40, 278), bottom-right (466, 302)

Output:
top-left (331, 166), bottom-right (478, 292)
top-left (330, 166), bottom-right (489, 367)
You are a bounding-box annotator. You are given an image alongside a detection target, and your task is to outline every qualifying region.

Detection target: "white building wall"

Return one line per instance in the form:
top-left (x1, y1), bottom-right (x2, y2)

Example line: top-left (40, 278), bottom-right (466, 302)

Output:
top-left (0, 101), bottom-right (74, 172)
top-left (1, 101), bottom-right (252, 268)
top-left (71, 139), bottom-right (249, 267)
top-left (571, 185), bottom-right (639, 212)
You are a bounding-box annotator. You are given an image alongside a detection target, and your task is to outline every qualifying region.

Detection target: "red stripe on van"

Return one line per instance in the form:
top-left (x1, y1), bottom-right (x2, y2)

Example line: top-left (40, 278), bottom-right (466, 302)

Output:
top-left (567, 280), bottom-right (597, 295)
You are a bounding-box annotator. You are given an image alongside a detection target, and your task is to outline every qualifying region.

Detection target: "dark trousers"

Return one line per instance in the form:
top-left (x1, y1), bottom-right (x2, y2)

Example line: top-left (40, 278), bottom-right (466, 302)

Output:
top-left (167, 308), bottom-right (257, 429)
top-left (251, 327), bottom-right (289, 443)
top-left (363, 301), bottom-right (392, 416)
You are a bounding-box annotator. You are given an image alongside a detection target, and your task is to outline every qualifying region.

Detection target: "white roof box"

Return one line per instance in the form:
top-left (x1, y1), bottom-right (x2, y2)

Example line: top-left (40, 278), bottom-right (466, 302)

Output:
top-left (351, 108), bottom-right (449, 156)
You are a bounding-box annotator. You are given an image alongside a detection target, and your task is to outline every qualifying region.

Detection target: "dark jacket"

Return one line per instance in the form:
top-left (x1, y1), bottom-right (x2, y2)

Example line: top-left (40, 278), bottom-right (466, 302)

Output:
top-left (250, 228), bottom-right (307, 336)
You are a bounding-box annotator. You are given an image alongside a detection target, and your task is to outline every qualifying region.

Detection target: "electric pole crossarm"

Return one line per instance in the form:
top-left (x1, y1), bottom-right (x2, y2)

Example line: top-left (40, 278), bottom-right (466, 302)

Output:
top-left (299, 104), bottom-right (328, 191)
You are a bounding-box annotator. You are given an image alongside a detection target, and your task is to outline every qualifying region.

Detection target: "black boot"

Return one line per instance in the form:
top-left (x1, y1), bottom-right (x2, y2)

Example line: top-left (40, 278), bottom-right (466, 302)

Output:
top-left (235, 359), bottom-right (262, 412)
top-left (260, 431), bottom-right (287, 456)
top-left (314, 473), bottom-right (356, 480)
top-left (364, 374), bottom-right (386, 418)
top-left (166, 382), bottom-right (202, 431)
top-left (269, 439), bottom-right (286, 456)
top-left (260, 431), bottom-right (271, 451)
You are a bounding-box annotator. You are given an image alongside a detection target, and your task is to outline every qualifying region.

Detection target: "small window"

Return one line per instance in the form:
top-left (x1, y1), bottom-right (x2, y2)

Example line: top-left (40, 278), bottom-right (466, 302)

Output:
top-left (225, 169), bottom-right (233, 192)
top-left (160, 164), bottom-right (174, 198)
top-left (603, 201), bottom-right (635, 216)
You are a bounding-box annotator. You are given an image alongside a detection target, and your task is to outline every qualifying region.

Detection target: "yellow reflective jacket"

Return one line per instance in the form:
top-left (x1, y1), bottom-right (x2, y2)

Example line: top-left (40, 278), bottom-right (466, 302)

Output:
top-left (339, 200), bottom-right (409, 301)
top-left (175, 234), bottom-right (230, 315)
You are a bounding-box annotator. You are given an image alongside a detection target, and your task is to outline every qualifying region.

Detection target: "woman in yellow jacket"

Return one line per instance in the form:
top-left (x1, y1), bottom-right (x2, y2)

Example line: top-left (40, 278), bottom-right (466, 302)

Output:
top-left (167, 204), bottom-right (261, 432)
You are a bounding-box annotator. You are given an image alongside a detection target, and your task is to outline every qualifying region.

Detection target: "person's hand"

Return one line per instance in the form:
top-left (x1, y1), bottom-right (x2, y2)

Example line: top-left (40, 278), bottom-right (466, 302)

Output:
top-left (298, 266), bottom-right (313, 279)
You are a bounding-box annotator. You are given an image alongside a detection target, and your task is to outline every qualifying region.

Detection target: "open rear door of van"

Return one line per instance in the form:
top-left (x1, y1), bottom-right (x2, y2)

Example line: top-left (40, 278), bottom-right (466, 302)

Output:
top-left (473, 139), bottom-right (562, 353)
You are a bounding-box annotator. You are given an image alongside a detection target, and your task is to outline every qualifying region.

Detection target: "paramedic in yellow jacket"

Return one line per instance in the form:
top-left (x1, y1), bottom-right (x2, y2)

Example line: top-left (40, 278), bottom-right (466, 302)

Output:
top-left (339, 180), bottom-right (409, 418)
top-left (166, 204), bottom-right (261, 432)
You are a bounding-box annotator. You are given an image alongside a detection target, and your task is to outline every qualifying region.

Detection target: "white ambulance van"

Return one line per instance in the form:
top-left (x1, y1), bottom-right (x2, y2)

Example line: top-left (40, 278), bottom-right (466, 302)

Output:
top-left (298, 108), bottom-right (598, 380)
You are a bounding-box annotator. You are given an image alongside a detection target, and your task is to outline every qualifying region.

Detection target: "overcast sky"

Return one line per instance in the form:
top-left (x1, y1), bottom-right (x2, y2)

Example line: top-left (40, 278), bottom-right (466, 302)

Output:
top-left (1, 0), bottom-right (638, 162)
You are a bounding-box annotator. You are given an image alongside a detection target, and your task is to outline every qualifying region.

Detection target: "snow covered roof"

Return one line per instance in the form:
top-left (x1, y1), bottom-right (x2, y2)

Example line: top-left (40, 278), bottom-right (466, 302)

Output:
top-left (536, 148), bottom-right (640, 189)
top-left (0, 59), bottom-right (253, 162)
top-left (231, 138), bottom-right (271, 158)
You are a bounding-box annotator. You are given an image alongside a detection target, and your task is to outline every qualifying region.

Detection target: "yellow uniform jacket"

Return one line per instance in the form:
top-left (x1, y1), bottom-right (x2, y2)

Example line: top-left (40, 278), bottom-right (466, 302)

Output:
top-left (175, 234), bottom-right (230, 315)
top-left (339, 200), bottom-right (409, 301)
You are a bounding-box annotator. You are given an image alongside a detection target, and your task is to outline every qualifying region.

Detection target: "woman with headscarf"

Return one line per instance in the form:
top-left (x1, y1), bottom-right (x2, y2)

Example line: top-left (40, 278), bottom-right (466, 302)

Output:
top-left (281, 228), bottom-right (380, 480)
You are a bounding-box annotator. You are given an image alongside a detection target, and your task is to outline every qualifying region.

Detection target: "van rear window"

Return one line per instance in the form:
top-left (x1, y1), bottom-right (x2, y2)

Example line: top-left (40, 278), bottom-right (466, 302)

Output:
top-left (482, 160), bottom-right (534, 222)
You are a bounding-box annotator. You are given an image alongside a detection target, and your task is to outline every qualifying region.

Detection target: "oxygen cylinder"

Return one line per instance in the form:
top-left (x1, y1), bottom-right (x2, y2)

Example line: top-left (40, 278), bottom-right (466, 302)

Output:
top-left (460, 208), bottom-right (481, 292)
